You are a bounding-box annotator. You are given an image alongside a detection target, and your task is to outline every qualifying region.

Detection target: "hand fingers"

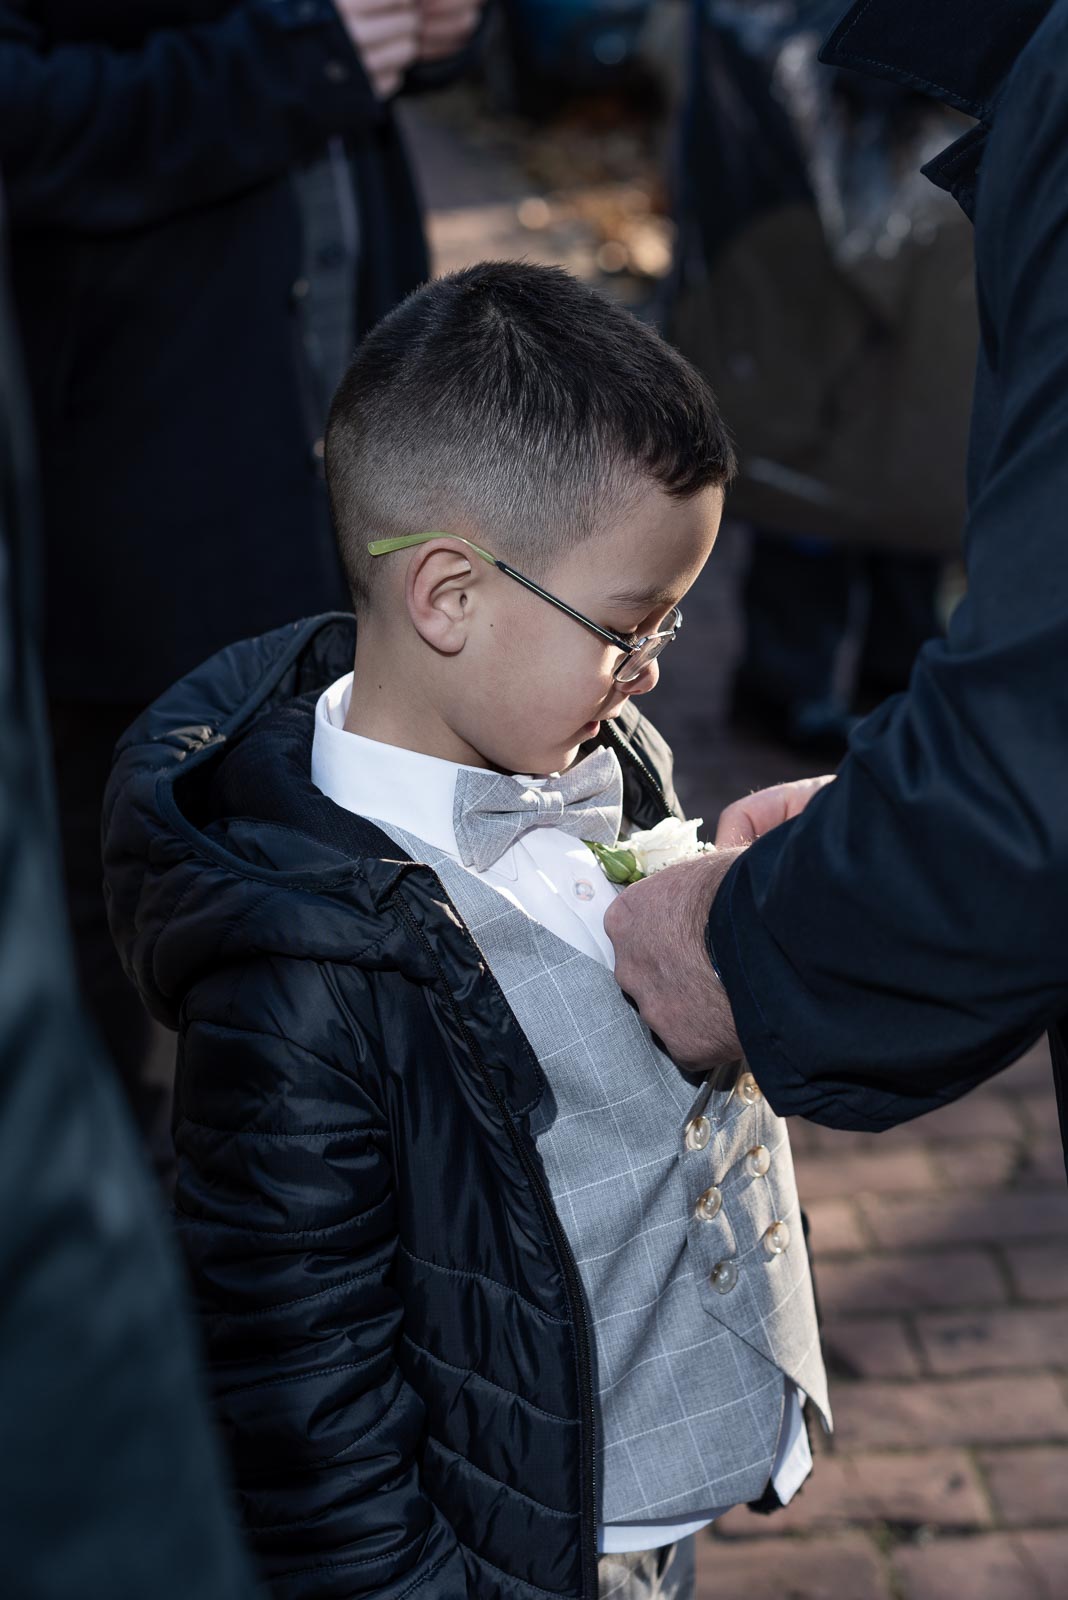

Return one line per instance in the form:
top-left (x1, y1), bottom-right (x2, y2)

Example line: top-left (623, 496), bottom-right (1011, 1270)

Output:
top-left (340, 0), bottom-right (419, 17)
top-left (417, 36), bottom-right (465, 62)
top-left (357, 24), bottom-right (421, 94)
top-left (361, 34), bottom-right (419, 71)
top-left (419, 0), bottom-right (480, 18)
top-left (714, 775), bottom-right (836, 848)
top-left (348, 11), bottom-right (420, 50)
top-left (418, 10), bottom-right (480, 55)
top-left (418, 25), bottom-right (477, 55)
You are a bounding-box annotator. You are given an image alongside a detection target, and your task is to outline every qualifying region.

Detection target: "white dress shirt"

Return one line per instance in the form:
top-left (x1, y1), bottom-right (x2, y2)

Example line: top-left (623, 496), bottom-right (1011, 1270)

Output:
top-left (311, 672), bottom-right (812, 1552)
top-left (311, 673), bottom-right (622, 964)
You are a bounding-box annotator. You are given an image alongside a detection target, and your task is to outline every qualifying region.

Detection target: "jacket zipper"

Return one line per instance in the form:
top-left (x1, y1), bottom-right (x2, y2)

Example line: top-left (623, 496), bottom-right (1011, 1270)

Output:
top-left (602, 718), bottom-right (673, 821)
top-left (391, 894), bottom-right (600, 1600)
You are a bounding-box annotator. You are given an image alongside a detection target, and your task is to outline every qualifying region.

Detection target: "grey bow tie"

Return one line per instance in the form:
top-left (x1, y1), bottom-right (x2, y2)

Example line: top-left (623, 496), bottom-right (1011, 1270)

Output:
top-left (453, 746), bottom-right (624, 873)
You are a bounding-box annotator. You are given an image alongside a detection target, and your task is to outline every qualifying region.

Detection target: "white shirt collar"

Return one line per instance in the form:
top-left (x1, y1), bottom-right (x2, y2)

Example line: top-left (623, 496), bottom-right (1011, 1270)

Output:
top-left (310, 672), bottom-right (549, 857)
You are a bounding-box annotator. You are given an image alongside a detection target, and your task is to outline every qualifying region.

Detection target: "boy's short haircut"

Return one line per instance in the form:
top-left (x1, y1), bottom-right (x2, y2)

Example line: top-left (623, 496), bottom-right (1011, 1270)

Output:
top-left (325, 261), bottom-right (736, 612)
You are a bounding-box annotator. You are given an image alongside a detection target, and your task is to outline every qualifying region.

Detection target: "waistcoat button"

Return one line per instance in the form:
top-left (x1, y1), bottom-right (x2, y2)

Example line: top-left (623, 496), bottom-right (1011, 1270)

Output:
top-left (764, 1220), bottom-right (791, 1256)
top-left (746, 1145), bottom-right (772, 1178)
top-left (695, 1185), bottom-right (723, 1222)
top-left (684, 1115), bottom-right (711, 1151)
top-left (710, 1260), bottom-right (739, 1294)
top-left (737, 1072), bottom-right (763, 1106)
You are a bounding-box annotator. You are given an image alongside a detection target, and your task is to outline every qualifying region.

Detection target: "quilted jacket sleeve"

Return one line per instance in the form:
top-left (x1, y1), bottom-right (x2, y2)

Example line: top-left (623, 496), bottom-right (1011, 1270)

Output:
top-left (173, 957), bottom-right (471, 1600)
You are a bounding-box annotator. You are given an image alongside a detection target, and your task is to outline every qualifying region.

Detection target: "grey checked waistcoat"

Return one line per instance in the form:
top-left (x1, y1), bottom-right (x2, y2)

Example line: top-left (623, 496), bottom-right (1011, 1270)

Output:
top-left (376, 820), bottom-right (831, 1524)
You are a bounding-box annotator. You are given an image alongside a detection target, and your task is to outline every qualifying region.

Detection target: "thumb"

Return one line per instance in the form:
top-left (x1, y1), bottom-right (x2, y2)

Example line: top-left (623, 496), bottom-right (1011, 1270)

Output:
top-left (715, 776), bottom-right (835, 848)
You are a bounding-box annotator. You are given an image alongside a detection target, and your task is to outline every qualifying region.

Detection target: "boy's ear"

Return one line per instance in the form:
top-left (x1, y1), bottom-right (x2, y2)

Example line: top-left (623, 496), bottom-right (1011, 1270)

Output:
top-left (404, 541), bottom-right (480, 655)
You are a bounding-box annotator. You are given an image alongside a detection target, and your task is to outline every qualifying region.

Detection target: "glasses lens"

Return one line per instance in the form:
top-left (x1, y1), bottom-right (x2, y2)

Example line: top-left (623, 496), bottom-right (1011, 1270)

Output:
top-left (615, 632), bottom-right (672, 683)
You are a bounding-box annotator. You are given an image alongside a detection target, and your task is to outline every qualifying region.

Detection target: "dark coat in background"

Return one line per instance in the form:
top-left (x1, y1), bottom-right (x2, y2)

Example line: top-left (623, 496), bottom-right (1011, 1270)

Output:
top-left (102, 614), bottom-right (682, 1600)
top-left (1, 0), bottom-right (441, 705)
top-left (707, 0), bottom-right (1068, 1167)
top-left (0, 0), bottom-right (474, 1125)
top-left (0, 200), bottom-right (257, 1600)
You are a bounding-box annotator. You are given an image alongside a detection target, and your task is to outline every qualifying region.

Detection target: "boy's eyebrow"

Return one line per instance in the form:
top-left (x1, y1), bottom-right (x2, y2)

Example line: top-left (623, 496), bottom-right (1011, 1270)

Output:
top-left (601, 583), bottom-right (679, 613)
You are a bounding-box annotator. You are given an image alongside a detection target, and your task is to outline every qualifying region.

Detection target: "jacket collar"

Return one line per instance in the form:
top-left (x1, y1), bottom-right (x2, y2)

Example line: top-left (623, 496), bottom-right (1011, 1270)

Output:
top-left (820, 0), bottom-right (1053, 217)
top-left (820, 0), bottom-right (1052, 121)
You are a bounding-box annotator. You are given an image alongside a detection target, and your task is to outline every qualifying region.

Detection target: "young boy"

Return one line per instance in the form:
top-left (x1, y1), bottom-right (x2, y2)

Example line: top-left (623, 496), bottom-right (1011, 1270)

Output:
top-left (105, 263), bottom-right (829, 1600)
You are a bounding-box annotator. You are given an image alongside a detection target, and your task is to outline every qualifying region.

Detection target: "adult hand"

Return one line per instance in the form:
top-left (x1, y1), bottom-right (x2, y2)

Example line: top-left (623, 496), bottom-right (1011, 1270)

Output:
top-left (715, 774), bottom-right (836, 848)
top-left (604, 850), bottom-right (744, 1073)
top-left (334, 0), bottom-right (420, 99)
top-left (417, 0), bottom-right (482, 63)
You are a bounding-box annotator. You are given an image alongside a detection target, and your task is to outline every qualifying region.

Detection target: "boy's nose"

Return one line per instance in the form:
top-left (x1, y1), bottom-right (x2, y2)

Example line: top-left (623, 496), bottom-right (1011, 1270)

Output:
top-left (624, 658), bottom-right (660, 698)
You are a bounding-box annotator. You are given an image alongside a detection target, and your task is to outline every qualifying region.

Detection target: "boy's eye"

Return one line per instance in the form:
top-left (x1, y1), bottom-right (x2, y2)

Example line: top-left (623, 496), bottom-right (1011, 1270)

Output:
top-left (602, 625), bottom-right (643, 649)
top-left (604, 604), bottom-right (671, 643)
top-left (624, 611), bottom-right (664, 643)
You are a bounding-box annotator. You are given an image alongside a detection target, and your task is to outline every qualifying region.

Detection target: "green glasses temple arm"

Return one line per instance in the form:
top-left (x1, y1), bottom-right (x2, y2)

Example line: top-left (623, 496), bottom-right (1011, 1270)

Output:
top-left (367, 532), bottom-right (498, 566)
top-left (366, 531), bottom-right (634, 652)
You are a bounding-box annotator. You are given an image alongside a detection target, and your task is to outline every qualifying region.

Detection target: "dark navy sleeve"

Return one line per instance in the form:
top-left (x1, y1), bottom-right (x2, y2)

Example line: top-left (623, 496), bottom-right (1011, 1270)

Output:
top-left (0, 1), bottom-right (380, 231)
top-left (706, 8), bottom-right (1068, 1132)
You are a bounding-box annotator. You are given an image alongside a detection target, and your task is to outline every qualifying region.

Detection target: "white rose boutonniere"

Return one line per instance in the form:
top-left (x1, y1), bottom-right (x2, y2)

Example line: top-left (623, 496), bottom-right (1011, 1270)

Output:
top-left (584, 817), bottom-right (716, 886)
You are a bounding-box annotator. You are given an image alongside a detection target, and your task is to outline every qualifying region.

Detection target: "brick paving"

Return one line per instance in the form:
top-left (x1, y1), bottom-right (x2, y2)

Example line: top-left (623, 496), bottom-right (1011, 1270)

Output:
top-left (405, 90), bottom-right (1068, 1600)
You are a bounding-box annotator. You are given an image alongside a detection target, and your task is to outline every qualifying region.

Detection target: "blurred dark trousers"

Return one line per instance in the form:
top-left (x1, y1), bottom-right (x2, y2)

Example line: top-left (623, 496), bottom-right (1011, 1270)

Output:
top-left (598, 1538), bottom-right (695, 1598)
top-left (48, 699), bottom-right (165, 1146)
top-left (739, 532), bottom-right (943, 709)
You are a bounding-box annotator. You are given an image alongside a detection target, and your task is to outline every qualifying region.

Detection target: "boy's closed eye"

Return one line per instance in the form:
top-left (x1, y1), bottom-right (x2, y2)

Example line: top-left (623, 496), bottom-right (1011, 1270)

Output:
top-left (602, 581), bottom-right (680, 627)
top-left (603, 595), bottom-right (680, 641)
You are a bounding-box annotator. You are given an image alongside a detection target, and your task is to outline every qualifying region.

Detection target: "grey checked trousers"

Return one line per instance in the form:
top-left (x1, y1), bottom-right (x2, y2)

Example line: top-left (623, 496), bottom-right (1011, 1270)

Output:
top-left (597, 1537), bottom-right (696, 1598)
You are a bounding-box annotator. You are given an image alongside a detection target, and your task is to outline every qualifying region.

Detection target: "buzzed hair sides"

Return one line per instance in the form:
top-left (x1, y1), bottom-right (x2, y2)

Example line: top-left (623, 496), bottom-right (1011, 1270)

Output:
top-left (324, 261), bottom-right (736, 611)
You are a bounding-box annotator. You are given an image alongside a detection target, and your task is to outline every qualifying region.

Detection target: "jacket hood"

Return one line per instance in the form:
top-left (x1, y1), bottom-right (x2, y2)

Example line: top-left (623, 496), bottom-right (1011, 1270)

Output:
top-left (103, 614), bottom-right (677, 1029)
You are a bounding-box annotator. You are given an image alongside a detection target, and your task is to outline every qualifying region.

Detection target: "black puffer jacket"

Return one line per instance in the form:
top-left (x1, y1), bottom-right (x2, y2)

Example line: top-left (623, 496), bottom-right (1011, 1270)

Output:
top-left (103, 614), bottom-right (682, 1600)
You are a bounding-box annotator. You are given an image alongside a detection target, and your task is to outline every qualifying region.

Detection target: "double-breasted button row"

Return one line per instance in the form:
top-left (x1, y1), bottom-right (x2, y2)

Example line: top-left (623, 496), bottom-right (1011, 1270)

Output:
top-left (709, 1217), bottom-right (790, 1295)
top-left (693, 1147), bottom-right (771, 1217)
top-left (685, 1071), bottom-right (784, 1293)
top-left (682, 1072), bottom-right (762, 1154)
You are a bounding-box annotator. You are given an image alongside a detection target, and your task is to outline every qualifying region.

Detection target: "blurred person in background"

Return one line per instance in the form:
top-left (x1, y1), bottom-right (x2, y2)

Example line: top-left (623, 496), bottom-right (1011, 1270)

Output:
top-left (669, 0), bottom-right (976, 759)
top-left (0, 0), bottom-right (482, 1153)
top-left (0, 195), bottom-right (258, 1600)
top-left (731, 535), bottom-right (946, 760)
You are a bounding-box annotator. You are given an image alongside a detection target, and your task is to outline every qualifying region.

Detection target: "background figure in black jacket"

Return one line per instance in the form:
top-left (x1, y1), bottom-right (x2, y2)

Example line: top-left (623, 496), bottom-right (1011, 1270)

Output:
top-left (606, 0), bottom-right (1068, 1170)
top-left (0, 197), bottom-right (257, 1600)
top-left (668, 0), bottom-right (975, 762)
top-left (0, 0), bottom-right (480, 1144)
